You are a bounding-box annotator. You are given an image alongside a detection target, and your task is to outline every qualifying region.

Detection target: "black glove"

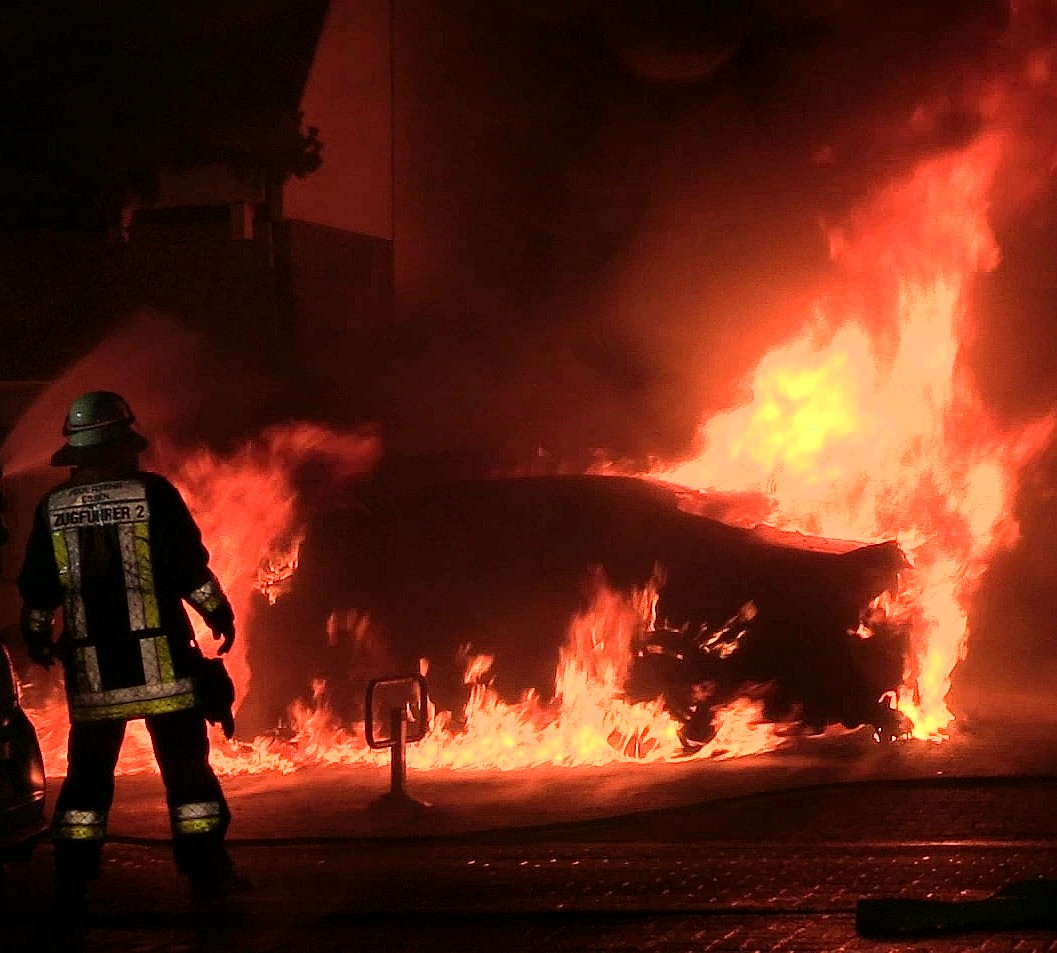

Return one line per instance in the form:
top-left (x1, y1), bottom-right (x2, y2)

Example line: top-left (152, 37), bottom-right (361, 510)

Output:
top-left (207, 602), bottom-right (236, 656)
top-left (20, 605), bottom-right (56, 668)
top-left (195, 655), bottom-right (237, 740)
top-left (24, 635), bottom-right (56, 669)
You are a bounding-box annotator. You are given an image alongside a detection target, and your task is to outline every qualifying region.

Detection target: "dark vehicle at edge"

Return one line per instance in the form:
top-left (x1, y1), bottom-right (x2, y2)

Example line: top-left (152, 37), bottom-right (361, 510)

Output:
top-left (0, 643), bottom-right (47, 871)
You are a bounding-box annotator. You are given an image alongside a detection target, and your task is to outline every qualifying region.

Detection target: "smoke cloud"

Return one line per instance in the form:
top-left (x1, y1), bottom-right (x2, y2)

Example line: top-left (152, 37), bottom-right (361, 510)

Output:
top-left (307, 0), bottom-right (1019, 472)
top-left (0, 312), bottom-right (293, 479)
top-left (8, 2), bottom-right (1057, 725)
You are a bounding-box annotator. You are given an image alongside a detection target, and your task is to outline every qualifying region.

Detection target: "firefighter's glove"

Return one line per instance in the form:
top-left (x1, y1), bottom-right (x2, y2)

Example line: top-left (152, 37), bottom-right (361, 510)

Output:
top-left (196, 656), bottom-right (237, 740)
top-left (20, 606), bottom-right (56, 668)
top-left (207, 602), bottom-right (236, 657)
top-left (25, 637), bottom-right (56, 669)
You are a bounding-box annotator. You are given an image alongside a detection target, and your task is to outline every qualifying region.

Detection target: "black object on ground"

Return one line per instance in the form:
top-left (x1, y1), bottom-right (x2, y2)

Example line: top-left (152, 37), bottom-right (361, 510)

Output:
top-left (856, 879), bottom-right (1057, 937)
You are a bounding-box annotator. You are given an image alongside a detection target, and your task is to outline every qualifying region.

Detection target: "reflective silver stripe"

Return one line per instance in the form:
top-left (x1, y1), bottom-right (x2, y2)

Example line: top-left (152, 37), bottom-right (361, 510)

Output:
top-left (59, 809), bottom-right (107, 826)
top-left (140, 636), bottom-right (161, 687)
top-left (70, 677), bottom-right (195, 709)
top-left (86, 646), bottom-right (102, 692)
top-left (173, 801), bottom-right (221, 821)
top-left (72, 691), bottom-right (196, 721)
top-left (119, 523), bottom-right (146, 631)
top-left (53, 807), bottom-right (108, 841)
top-left (74, 646), bottom-right (103, 693)
top-left (187, 575), bottom-right (224, 613)
top-left (63, 529), bottom-right (88, 639)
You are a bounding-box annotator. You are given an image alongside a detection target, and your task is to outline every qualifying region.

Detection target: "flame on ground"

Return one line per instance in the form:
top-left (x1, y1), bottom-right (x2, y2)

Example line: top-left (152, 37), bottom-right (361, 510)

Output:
top-left (210, 571), bottom-right (786, 775)
top-left (23, 420), bottom-right (783, 776)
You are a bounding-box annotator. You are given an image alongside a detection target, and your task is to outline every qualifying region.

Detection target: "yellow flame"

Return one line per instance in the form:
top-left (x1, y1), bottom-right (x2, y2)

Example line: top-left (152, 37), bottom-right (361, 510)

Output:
top-left (647, 136), bottom-right (1053, 739)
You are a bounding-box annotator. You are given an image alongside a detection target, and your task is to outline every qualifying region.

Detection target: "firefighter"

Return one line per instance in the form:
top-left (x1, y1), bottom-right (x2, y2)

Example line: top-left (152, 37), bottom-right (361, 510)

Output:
top-left (17, 391), bottom-right (243, 913)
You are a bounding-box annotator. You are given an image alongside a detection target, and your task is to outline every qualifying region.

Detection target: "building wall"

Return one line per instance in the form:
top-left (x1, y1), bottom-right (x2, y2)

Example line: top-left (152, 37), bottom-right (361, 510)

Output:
top-left (126, 212), bottom-right (281, 346)
top-left (287, 220), bottom-right (393, 336)
top-left (0, 211), bottom-right (284, 385)
top-left (0, 232), bottom-right (131, 381)
top-left (285, 0), bottom-right (393, 240)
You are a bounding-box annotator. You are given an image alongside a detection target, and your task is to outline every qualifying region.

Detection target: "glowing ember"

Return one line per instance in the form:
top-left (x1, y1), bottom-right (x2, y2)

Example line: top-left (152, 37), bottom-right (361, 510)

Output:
top-left (256, 534), bottom-right (305, 606)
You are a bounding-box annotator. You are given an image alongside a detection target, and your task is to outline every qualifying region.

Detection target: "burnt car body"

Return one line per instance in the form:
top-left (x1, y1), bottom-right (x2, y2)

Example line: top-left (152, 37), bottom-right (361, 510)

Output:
top-left (0, 643), bottom-right (47, 868)
top-left (241, 474), bottom-right (909, 743)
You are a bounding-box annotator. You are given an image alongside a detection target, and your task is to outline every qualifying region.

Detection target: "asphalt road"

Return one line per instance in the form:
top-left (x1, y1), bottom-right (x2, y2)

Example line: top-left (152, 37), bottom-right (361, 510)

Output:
top-left (4, 725), bottom-right (1057, 952)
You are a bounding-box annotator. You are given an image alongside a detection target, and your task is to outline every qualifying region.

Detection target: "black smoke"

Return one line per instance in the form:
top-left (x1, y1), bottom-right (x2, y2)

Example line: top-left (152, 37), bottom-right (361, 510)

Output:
top-left (316, 0), bottom-right (1016, 468)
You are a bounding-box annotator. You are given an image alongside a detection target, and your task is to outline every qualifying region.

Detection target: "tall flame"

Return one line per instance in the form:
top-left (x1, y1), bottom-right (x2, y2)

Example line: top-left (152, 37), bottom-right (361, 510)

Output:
top-left (165, 423), bottom-right (383, 702)
top-left (649, 133), bottom-right (1054, 739)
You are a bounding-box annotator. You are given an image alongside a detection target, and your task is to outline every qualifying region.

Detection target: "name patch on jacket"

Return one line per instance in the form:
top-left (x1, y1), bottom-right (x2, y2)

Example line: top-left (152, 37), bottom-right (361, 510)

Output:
top-left (48, 481), bottom-right (150, 529)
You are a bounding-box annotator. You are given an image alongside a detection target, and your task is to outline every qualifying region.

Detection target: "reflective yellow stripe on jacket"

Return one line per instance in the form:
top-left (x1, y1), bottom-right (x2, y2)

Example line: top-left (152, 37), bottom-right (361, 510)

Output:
top-left (47, 480), bottom-right (196, 721)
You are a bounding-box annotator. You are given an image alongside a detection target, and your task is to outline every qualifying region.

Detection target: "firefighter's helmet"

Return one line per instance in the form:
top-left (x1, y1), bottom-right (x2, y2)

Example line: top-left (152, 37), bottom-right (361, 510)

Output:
top-left (51, 391), bottom-right (149, 467)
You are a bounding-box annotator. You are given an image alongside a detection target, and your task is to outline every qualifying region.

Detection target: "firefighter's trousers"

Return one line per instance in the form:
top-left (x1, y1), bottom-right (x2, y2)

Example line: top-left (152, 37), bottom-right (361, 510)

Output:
top-left (51, 708), bottom-right (231, 882)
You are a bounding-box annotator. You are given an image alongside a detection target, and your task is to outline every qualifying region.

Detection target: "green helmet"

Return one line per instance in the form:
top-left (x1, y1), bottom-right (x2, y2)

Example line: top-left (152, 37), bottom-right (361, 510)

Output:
top-left (51, 391), bottom-right (148, 467)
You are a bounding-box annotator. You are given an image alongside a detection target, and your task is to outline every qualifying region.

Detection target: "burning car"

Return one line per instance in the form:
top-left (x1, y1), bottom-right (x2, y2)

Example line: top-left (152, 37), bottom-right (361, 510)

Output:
top-left (241, 472), bottom-right (910, 747)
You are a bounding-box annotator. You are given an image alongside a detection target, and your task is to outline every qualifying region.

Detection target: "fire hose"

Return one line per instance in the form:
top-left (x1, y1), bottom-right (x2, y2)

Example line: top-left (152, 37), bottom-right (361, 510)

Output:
top-left (857, 878), bottom-right (1057, 938)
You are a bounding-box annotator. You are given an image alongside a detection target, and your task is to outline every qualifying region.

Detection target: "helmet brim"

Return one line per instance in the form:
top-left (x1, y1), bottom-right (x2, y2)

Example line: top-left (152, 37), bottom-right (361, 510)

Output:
top-left (50, 431), bottom-right (149, 467)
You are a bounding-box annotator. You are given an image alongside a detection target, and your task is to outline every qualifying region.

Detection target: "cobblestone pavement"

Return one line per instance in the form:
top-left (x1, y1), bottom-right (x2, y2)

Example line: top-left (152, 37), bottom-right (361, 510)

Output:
top-left (4, 778), bottom-right (1057, 952)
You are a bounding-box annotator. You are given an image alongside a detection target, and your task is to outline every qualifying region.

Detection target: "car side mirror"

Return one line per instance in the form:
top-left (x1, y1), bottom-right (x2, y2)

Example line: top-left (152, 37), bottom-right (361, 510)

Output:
top-left (364, 674), bottom-right (431, 811)
top-left (365, 674), bottom-right (429, 748)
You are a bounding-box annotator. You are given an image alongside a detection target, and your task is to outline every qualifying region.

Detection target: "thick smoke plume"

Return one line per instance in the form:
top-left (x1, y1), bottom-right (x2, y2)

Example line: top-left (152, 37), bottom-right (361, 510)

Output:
top-left (324, 0), bottom-right (1019, 470)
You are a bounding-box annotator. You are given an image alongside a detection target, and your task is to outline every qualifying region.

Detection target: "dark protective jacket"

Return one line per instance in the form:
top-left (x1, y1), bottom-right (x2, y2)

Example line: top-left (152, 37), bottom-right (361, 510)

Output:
top-left (18, 468), bottom-right (233, 722)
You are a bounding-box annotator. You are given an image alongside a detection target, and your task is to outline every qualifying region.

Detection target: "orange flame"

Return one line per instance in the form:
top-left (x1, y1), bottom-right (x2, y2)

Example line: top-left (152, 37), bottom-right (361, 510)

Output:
top-left (26, 421), bottom-right (783, 776)
top-left (164, 422), bottom-right (383, 707)
top-left (647, 134), bottom-right (1054, 740)
top-left (204, 572), bottom-right (785, 775)
top-left (27, 422), bottom-right (382, 776)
